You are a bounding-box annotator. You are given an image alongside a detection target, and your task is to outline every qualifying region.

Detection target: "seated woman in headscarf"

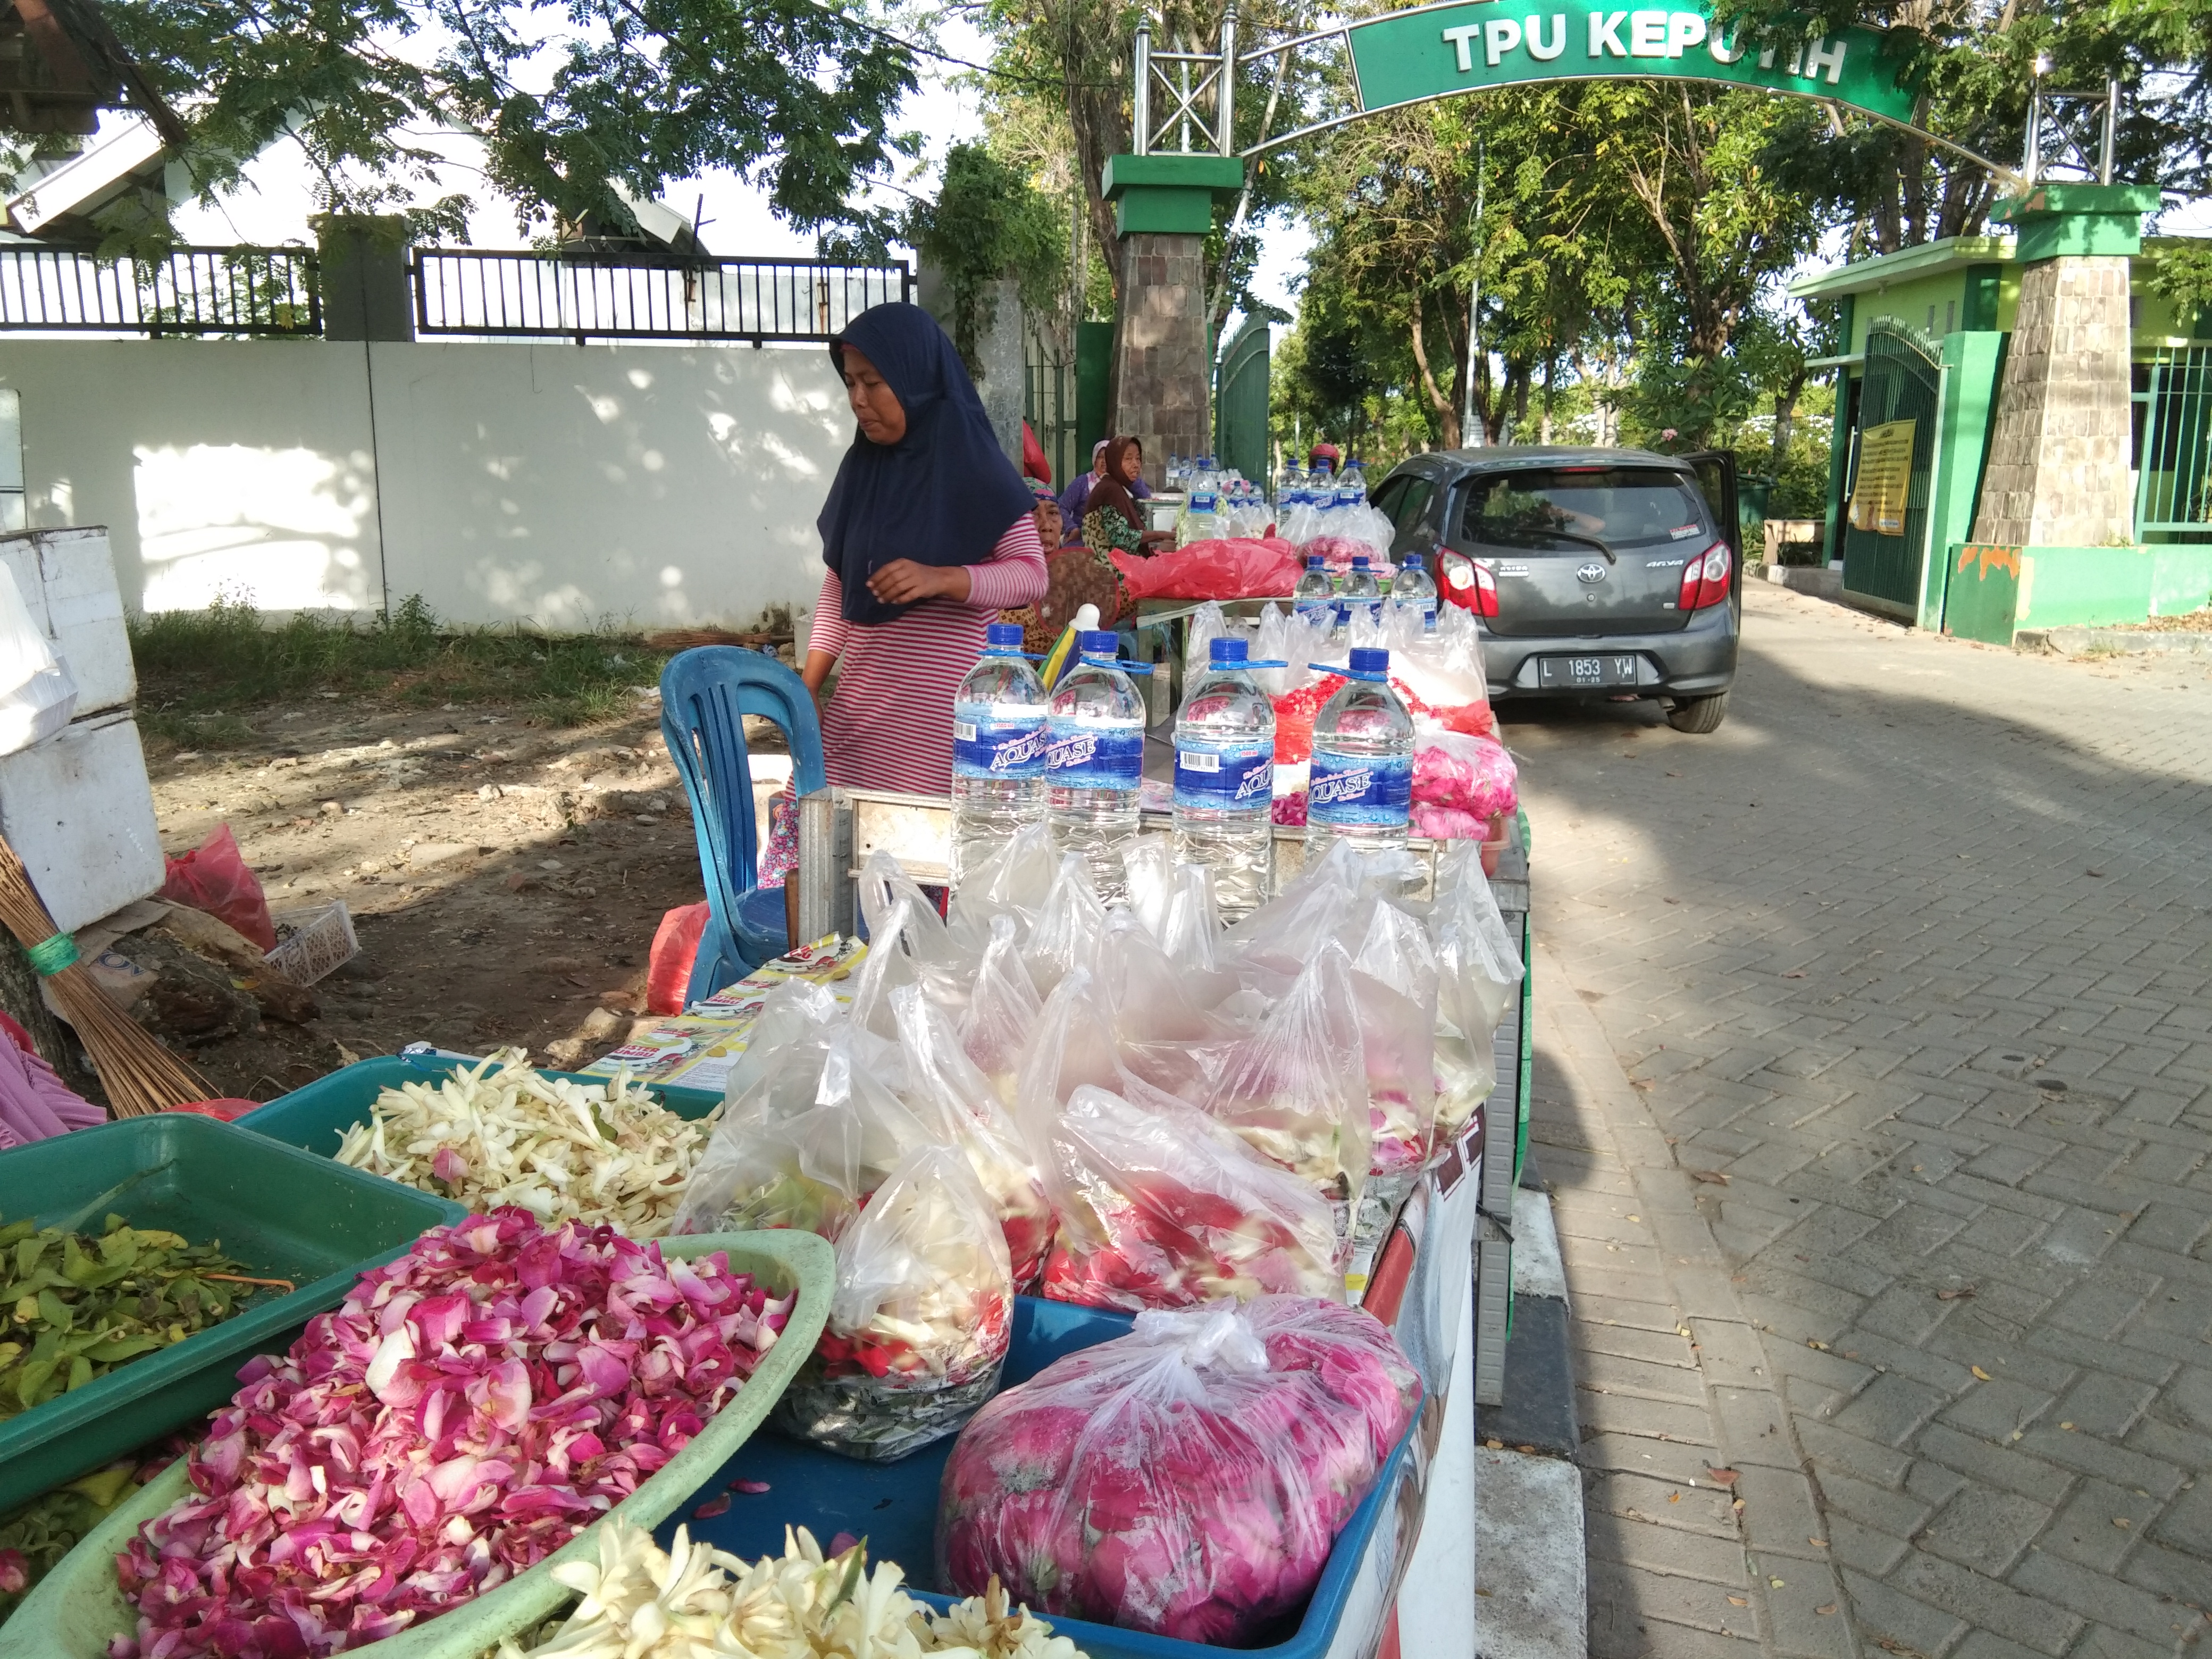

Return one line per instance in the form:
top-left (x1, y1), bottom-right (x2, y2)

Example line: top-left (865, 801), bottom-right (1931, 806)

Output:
top-left (1082, 436), bottom-right (1175, 559)
top-left (1001, 474), bottom-right (1132, 657)
top-left (1058, 438), bottom-right (1150, 537)
top-left (801, 303), bottom-right (1048, 798)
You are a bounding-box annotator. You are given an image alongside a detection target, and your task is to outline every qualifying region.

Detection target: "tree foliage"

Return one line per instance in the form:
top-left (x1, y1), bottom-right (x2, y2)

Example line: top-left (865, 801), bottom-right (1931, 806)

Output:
top-left (99, 0), bottom-right (920, 241)
top-left (902, 141), bottom-right (1069, 371)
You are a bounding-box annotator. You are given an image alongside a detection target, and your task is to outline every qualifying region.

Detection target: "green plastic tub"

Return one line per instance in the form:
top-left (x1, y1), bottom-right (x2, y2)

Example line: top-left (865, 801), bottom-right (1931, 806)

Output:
top-left (0, 1113), bottom-right (464, 1511)
top-left (0, 1227), bottom-right (833, 1659)
top-left (237, 1053), bottom-right (724, 1160)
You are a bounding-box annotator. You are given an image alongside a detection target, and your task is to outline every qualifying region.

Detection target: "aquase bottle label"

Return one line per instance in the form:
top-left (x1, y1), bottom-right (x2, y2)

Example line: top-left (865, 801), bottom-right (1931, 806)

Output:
top-left (953, 709), bottom-right (1047, 779)
top-left (1308, 748), bottom-right (1413, 826)
top-left (1173, 739), bottom-right (1273, 811)
top-left (1044, 721), bottom-right (1144, 789)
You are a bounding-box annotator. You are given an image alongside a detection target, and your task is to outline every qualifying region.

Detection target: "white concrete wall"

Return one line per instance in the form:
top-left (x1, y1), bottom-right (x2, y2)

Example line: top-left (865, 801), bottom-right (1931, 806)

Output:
top-left (0, 336), bottom-right (851, 631)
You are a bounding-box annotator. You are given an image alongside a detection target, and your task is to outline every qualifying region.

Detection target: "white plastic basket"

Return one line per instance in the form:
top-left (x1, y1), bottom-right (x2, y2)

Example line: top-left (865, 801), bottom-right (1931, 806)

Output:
top-left (263, 900), bottom-right (359, 985)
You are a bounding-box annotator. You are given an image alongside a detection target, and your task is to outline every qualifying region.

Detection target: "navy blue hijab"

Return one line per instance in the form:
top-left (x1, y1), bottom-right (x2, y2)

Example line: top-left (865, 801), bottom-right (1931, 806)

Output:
top-left (817, 303), bottom-right (1037, 627)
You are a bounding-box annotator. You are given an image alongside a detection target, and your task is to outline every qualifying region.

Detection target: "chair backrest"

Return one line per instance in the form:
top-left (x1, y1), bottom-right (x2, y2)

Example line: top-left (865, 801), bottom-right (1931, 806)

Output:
top-left (658, 647), bottom-right (827, 921)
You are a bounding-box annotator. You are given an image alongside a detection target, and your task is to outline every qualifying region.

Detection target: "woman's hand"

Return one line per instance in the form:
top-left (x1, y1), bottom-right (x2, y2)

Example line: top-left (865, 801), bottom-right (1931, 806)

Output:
top-left (868, 560), bottom-right (970, 605)
top-left (1140, 529), bottom-right (1176, 548)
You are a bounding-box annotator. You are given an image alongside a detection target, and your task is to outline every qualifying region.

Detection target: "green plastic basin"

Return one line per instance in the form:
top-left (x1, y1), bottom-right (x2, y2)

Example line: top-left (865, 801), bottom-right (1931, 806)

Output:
top-left (0, 1113), bottom-right (465, 1511)
top-left (0, 1227), bottom-right (833, 1659)
top-left (236, 1054), bottom-right (724, 1160)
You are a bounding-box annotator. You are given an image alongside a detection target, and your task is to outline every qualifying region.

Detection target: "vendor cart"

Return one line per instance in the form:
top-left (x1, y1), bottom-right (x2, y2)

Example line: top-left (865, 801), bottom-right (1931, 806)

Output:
top-left (791, 790), bottom-right (1538, 1658)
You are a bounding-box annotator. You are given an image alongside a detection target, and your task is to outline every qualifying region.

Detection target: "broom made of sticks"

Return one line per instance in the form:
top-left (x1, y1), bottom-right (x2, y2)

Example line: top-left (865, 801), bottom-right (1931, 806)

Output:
top-left (0, 828), bottom-right (209, 1117)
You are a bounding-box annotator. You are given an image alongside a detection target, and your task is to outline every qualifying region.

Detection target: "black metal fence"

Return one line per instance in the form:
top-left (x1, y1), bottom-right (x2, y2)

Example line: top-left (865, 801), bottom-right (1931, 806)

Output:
top-left (0, 246), bottom-right (321, 335)
top-left (409, 250), bottom-right (912, 343)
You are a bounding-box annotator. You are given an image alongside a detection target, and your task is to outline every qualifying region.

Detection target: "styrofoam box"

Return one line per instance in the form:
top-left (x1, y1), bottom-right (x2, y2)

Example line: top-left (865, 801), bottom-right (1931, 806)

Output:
top-left (0, 527), bottom-right (133, 717)
top-left (0, 708), bottom-right (164, 934)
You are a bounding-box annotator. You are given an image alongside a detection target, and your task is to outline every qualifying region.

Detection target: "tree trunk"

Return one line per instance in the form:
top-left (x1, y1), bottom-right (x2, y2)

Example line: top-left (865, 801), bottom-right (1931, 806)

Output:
top-left (1771, 365), bottom-right (1806, 475)
top-left (1407, 291), bottom-right (1462, 449)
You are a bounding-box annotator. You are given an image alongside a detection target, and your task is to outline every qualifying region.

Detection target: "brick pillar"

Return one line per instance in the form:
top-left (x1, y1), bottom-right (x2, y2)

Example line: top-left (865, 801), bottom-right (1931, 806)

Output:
top-left (1966, 184), bottom-right (2159, 549)
top-left (1966, 255), bottom-right (2134, 546)
top-left (1101, 154), bottom-right (1243, 491)
top-left (1113, 232), bottom-right (1209, 489)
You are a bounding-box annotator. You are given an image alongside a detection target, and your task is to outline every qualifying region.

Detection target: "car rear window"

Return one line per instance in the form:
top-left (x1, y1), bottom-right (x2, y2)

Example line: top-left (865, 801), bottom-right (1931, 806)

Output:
top-left (1457, 468), bottom-right (1711, 554)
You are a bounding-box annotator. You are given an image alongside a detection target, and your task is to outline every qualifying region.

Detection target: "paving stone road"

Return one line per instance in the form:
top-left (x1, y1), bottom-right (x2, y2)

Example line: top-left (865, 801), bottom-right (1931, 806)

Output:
top-left (1507, 583), bottom-right (2212, 1659)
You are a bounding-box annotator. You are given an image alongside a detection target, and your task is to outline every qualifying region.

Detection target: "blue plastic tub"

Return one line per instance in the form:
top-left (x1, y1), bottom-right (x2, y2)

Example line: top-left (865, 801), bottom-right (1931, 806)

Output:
top-left (236, 1053), bottom-right (724, 1160)
top-left (669, 1297), bottom-right (1420, 1659)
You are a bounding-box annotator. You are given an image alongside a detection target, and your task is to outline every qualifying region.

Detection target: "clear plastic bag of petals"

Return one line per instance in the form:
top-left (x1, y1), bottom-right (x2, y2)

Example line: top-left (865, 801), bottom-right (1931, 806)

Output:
top-left (939, 1296), bottom-right (1421, 1644)
top-left (956, 914), bottom-right (1043, 1104)
top-left (1348, 900), bottom-right (1440, 1177)
top-left (1022, 852), bottom-right (1107, 997)
top-left (1159, 860), bottom-right (1222, 971)
top-left (946, 820), bottom-right (1059, 958)
top-left (672, 1016), bottom-right (937, 1239)
top-left (893, 983), bottom-right (1054, 1290)
top-left (774, 1143), bottom-right (1012, 1461)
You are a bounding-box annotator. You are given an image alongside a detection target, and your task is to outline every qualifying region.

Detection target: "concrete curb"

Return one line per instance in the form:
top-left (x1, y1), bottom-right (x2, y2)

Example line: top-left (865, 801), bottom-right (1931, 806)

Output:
top-left (1747, 563), bottom-right (1844, 600)
top-left (1531, 939), bottom-right (1864, 1659)
top-left (2015, 624), bottom-right (2212, 656)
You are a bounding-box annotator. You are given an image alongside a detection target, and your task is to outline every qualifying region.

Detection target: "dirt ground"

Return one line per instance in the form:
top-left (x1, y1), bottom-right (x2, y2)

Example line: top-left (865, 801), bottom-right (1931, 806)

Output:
top-left (139, 693), bottom-right (789, 1103)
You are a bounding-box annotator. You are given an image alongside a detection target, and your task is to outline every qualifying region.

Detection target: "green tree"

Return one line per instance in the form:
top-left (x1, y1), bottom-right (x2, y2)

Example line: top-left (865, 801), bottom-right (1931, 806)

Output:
top-left (1722, 0), bottom-right (2212, 253)
top-left (98, 0), bottom-right (919, 241)
top-left (902, 143), bottom-right (1068, 372)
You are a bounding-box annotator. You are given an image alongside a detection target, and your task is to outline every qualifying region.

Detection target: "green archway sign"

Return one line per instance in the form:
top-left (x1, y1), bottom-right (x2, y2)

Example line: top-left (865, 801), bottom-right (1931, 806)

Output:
top-left (1343, 0), bottom-right (1916, 128)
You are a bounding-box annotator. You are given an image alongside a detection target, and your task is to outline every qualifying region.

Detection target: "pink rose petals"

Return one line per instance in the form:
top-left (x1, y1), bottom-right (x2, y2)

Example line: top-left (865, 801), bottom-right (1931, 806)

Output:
top-left (941, 1296), bottom-right (1420, 1646)
top-left (690, 1494), bottom-right (732, 1520)
top-left (111, 1210), bottom-right (793, 1659)
top-left (728, 1479), bottom-right (772, 1495)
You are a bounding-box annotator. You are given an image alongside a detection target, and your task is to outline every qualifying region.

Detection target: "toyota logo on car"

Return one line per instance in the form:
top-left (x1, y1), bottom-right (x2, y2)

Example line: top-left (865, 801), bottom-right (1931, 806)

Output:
top-left (1576, 562), bottom-right (1607, 584)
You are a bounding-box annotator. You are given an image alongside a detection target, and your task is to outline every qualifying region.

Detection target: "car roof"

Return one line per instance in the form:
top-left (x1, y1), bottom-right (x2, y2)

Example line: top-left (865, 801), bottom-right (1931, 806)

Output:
top-left (1388, 445), bottom-right (1692, 477)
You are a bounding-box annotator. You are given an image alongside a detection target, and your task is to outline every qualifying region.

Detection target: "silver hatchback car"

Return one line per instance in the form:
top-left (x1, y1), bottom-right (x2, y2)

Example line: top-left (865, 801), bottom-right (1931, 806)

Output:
top-left (1371, 446), bottom-right (1742, 733)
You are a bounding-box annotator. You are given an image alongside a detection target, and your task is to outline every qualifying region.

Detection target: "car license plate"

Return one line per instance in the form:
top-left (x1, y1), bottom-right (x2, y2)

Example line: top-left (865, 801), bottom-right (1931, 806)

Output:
top-left (1538, 653), bottom-right (1639, 688)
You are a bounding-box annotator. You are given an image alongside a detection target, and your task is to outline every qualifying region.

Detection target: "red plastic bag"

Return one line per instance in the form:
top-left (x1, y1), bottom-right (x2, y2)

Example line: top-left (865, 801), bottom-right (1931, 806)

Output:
top-left (158, 824), bottom-right (275, 952)
top-left (646, 900), bottom-right (711, 1013)
top-left (1110, 537), bottom-right (1303, 602)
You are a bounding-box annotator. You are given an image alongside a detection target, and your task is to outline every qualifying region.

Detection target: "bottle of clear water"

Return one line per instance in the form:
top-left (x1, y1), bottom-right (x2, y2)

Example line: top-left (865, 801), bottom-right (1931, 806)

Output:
top-left (1293, 555), bottom-right (1335, 622)
top-left (1342, 555), bottom-right (1382, 625)
top-left (1166, 454), bottom-right (1186, 492)
top-left (1308, 646), bottom-right (1413, 860)
top-left (1171, 636), bottom-right (1275, 920)
top-left (1390, 550), bottom-right (1438, 630)
top-left (1045, 629), bottom-right (1146, 902)
top-left (1180, 476), bottom-right (1221, 546)
top-left (950, 623), bottom-right (1048, 887)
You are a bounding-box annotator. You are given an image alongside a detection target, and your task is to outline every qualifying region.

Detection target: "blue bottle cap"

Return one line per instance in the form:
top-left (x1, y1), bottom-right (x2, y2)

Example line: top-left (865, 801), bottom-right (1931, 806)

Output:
top-left (1400, 551), bottom-right (1424, 570)
top-left (1079, 630), bottom-right (1119, 654)
top-left (985, 622), bottom-right (1024, 648)
top-left (1348, 646), bottom-right (1389, 675)
top-left (1352, 555), bottom-right (1370, 568)
top-left (1209, 636), bottom-right (1250, 664)
top-left (1306, 555), bottom-right (1325, 568)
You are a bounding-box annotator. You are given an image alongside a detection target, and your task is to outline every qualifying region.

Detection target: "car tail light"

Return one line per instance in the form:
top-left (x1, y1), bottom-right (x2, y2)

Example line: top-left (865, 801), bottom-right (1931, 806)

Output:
top-left (1438, 551), bottom-right (1498, 618)
top-left (1677, 541), bottom-right (1731, 611)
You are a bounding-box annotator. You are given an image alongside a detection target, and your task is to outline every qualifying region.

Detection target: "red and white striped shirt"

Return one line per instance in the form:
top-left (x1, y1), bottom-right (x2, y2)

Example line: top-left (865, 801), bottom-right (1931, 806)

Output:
top-left (808, 516), bottom-right (1049, 795)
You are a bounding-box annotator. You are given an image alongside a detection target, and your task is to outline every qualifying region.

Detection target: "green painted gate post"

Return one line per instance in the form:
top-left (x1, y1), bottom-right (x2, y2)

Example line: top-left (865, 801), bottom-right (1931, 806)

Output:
top-left (1075, 320), bottom-right (1113, 462)
top-left (1819, 295), bottom-right (1855, 567)
top-left (1917, 331), bottom-right (2005, 631)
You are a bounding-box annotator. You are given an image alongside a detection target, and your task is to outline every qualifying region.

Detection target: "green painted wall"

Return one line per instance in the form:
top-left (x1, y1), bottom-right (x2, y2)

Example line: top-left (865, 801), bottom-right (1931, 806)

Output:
top-left (1943, 544), bottom-right (2021, 644)
top-left (1923, 331), bottom-right (2004, 629)
top-left (1941, 543), bottom-right (2211, 640)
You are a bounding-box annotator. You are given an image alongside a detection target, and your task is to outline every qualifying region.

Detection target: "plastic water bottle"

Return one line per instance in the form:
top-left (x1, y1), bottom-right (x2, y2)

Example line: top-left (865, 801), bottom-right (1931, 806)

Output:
top-left (1390, 551), bottom-right (1439, 630)
top-left (1046, 630), bottom-right (1146, 902)
top-left (1180, 476), bottom-right (1221, 546)
top-left (950, 622), bottom-right (1047, 887)
top-left (1339, 554), bottom-right (1382, 626)
top-left (1171, 636), bottom-right (1275, 920)
top-left (1307, 646), bottom-right (1413, 861)
top-left (1294, 555), bottom-right (1335, 622)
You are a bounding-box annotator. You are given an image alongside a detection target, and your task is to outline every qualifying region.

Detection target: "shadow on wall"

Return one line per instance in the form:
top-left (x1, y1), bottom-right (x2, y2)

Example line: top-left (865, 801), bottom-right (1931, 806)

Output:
top-left (134, 441), bottom-right (378, 612)
top-left (370, 341), bottom-right (849, 632)
top-left (0, 338), bottom-right (852, 630)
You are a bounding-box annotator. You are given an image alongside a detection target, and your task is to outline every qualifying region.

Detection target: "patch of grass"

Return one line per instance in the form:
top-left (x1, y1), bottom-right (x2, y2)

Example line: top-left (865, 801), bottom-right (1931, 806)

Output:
top-left (131, 595), bottom-right (673, 736)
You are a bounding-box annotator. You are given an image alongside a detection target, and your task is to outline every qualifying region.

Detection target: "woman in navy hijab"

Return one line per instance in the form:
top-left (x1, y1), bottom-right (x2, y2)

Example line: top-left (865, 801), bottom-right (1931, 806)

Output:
top-left (800, 303), bottom-right (1048, 795)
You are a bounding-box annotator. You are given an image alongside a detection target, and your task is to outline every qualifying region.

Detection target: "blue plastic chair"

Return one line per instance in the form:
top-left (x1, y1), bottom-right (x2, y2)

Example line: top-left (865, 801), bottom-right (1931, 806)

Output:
top-left (659, 647), bottom-right (827, 1004)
